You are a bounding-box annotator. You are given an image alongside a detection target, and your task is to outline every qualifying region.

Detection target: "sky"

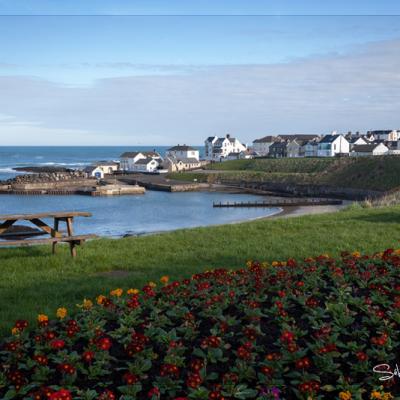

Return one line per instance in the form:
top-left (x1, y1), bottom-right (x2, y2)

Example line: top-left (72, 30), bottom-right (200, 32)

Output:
top-left (0, 1), bottom-right (400, 145)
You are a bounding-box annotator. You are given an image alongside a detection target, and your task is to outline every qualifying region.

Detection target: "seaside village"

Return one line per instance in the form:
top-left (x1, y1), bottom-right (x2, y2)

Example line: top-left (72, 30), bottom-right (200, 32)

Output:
top-left (85, 129), bottom-right (400, 179)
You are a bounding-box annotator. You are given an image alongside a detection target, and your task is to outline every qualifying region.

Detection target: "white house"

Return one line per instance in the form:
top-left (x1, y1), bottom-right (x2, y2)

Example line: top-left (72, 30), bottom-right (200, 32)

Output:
top-left (252, 136), bottom-right (277, 156)
top-left (317, 134), bottom-right (350, 157)
top-left (166, 145), bottom-right (199, 161)
top-left (84, 161), bottom-right (120, 179)
top-left (163, 156), bottom-right (202, 172)
top-left (348, 136), bottom-right (367, 150)
top-left (84, 166), bottom-right (105, 179)
top-left (351, 143), bottom-right (389, 157)
top-left (205, 136), bottom-right (218, 159)
top-left (120, 151), bottom-right (162, 172)
top-left (205, 134), bottom-right (247, 161)
top-left (367, 130), bottom-right (399, 142)
top-left (130, 157), bottom-right (160, 173)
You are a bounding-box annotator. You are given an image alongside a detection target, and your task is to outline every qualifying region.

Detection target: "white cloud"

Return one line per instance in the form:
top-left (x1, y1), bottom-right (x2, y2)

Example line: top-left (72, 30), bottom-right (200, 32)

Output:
top-left (0, 39), bottom-right (400, 145)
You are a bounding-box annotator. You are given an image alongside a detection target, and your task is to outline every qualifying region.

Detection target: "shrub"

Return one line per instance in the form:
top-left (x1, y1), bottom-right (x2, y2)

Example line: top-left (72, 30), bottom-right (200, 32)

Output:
top-left (1, 251), bottom-right (400, 399)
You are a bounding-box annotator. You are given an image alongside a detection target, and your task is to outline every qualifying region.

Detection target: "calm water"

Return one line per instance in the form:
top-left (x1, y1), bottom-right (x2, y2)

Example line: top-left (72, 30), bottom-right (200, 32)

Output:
top-left (0, 147), bottom-right (278, 236)
top-left (0, 192), bottom-right (279, 237)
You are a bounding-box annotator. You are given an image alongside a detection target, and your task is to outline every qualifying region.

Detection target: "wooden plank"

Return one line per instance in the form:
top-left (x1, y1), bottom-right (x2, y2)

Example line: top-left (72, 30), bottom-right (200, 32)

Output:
top-left (30, 218), bottom-right (63, 238)
top-left (0, 234), bottom-right (97, 246)
top-left (0, 211), bottom-right (92, 221)
top-left (0, 219), bottom-right (17, 235)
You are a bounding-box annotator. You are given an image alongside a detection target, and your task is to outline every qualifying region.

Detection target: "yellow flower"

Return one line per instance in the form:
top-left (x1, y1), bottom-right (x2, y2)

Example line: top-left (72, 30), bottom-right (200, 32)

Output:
top-left (271, 261), bottom-right (279, 267)
top-left (383, 394), bottom-right (393, 400)
top-left (339, 391), bottom-right (352, 400)
top-left (82, 298), bottom-right (93, 309)
top-left (127, 288), bottom-right (139, 295)
top-left (11, 327), bottom-right (19, 335)
top-left (37, 314), bottom-right (48, 323)
top-left (56, 307), bottom-right (67, 319)
top-left (110, 288), bottom-right (123, 297)
top-left (148, 281), bottom-right (157, 288)
top-left (394, 249), bottom-right (400, 255)
top-left (371, 391), bottom-right (382, 399)
top-left (96, 295), bottom-right (106, 305)
top-left (352, 251), bottom-right (361, 258)
top-left (261, 262), bottom-right (269, 268)
top-left (246, 260), bottom-right (252, 268)
top-left (160, 276), bottom-right (169, 285)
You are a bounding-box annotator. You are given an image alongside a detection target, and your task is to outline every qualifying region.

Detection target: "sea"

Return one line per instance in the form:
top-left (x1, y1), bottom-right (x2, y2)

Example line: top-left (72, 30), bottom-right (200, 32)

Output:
top-left (0, 146), bottom-right (279, 236)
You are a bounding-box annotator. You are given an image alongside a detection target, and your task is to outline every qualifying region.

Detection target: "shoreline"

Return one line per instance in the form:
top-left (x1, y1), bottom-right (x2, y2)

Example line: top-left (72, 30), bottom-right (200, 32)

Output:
top-left (113, 201), bottom-right (349, 239)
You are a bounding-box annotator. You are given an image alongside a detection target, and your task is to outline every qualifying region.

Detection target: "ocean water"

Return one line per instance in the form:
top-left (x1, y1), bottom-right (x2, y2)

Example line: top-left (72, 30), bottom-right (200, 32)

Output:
top-left (0, 146), bottom-right (192, 181)
top-left (0, 147), bottom-right (278, 236)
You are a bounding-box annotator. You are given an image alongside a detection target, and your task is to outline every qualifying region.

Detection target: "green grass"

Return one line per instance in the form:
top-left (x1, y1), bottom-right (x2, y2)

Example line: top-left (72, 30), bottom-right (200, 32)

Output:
top-left (1, 205), bottom-right (400, 336)
top-left (204, 156), bottom-right (400, 191)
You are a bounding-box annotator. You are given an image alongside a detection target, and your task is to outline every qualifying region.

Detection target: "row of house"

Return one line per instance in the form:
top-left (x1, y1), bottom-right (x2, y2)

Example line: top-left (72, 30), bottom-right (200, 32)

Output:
top-left (85, 145), bottom-right (205, 178)
top-left (252, 130), bottom-right (400, 158)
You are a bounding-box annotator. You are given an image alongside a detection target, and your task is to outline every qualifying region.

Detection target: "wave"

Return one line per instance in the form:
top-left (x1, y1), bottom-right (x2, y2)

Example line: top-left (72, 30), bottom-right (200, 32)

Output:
top-left (0, 168), bottom-right (26, 175)
top-left (39, 162), bottom-right (90, 167)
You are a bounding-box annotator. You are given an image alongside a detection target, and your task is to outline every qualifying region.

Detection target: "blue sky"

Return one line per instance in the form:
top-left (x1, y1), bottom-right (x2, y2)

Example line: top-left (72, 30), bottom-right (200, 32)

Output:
top-left (0, 1), bottom-right (400, 145)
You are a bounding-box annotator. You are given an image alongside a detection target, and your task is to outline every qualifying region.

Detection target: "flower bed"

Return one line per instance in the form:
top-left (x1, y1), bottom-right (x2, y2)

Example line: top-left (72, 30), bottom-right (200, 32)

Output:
top-left (1, 250), bottom-right (400, 399)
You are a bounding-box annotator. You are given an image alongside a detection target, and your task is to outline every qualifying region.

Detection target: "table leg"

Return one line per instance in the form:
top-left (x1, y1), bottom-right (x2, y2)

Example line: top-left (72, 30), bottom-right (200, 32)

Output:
top-left (66, 217), bottom-right (76, 257)
top-left (52, 218), bottom-right (60, 254)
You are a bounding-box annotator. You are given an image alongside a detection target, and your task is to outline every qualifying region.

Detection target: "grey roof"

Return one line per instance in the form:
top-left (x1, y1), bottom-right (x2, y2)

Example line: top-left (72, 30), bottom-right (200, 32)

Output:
top-left (349, 137), bottom-right (367, 144)
top-left (178, 158), bottom-right (200, 164)
top-left (253, 135), bottom-right (277, 143)
top-left (168, 145), bottom-right (197, 151)
top-left (95, 161), bottom-right (120, 166)
top-left (368, 130), bottom-right (395, 135)
top-left (279, 134), bottom-right (320, 141)
top-left (206, 136), bottom-right (217, 142)
top-left (120, 151), bottom-right (141, 158)
top-left (135, 158), bottom-right (157, 165)
top-left (319, 134), bottom-right (341, 144)
top-left (352, 144), bottom-right (382, 152)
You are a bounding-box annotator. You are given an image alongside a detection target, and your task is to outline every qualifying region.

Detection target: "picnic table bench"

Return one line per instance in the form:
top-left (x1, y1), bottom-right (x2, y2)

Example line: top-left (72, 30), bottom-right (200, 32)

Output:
top-left (0, 211), bottom-right (97, 257)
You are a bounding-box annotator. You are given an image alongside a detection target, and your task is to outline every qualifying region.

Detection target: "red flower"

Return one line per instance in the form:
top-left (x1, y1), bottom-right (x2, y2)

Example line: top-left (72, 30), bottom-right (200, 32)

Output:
top-left (148, 387), bottom-right (160, 398)
top-left (97, 337), bottom-right (112, 351)
top-left (98, 389), bottom-right (116, 400)
top-left (14, 320), bottom-right (28, 331)
top-left (123, 372), bottom-right (139, 385)
top-left (82, 351), bottom-right (95, 363)
top-left (186, 372), bottom-right (202, 388)
top-left (57, 363), bottom-right (76, 375)
top-left (49, 389), bottom-right (72, 400)
top-left (356, 351), bottom-right (368, 362)
top-left (50, 339), bottom-right (65, 350)
top-left (280, 330), bottom-right (295, 343)
top-left (295, 357), bottom-right (311, 369)
top-left (33, 354), bottom-right (48, 365)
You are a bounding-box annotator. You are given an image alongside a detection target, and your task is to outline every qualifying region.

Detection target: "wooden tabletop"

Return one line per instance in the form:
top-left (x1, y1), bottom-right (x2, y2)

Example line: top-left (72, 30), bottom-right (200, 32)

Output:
top-left (0, 211), bottom-right (92, 221)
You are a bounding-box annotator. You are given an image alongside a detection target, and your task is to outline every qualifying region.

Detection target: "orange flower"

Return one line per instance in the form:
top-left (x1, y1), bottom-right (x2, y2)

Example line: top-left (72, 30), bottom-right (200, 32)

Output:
top-left (148, 282), bottom-right (157, 288)
top-left (160, 276), bottom-right (169, 285)
top-left (127, 288), bottom-right (139, 295)
top-left (96, 295), bottom-right (106, 305)
top-left (11, 327), bottom-right (19, 335)
top-left (37, 314), bottom-right (49, 324)
top-left (110, 288), bottom-right (123, 297)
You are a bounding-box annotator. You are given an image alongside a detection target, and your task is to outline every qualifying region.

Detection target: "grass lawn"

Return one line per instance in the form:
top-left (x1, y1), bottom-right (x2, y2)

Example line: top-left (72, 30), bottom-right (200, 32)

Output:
top-left (1, 204), bottom-right (400, 336)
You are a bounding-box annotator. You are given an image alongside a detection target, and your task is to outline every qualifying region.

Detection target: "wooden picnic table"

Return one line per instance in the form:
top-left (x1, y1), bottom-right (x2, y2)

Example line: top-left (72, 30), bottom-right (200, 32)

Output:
top-left (0, 211), bottom-right (96, 257)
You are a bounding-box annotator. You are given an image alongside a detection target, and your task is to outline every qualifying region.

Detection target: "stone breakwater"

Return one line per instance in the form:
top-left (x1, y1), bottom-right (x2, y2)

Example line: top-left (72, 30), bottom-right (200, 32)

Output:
top-left (7, 170), bottom-right (87, 184)
top-left (0, 172), bottom-right (145, 196)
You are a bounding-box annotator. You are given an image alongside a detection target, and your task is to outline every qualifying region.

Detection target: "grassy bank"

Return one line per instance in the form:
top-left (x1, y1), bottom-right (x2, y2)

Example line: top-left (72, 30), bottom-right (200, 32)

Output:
top-left (201, 156), bottom-right (400, 191)
top-left (1, 205), bottom-right (400, 336)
